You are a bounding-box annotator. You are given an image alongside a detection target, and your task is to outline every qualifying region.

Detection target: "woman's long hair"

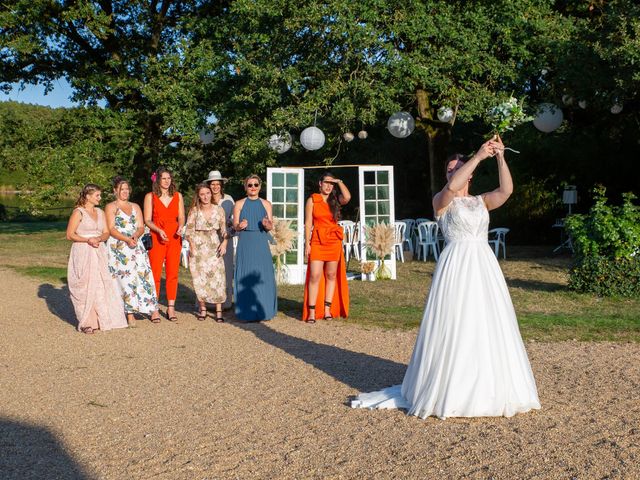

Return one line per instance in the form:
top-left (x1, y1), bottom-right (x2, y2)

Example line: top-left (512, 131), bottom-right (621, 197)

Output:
top-left (209, 180), bottom-right (225, 205)
top-left (75, 184), bottom-right (101, 207)
top-left (152, 166), bottom-right (176, 197)
top-left (189, 183), bottom-right (211, 212)
top-left (320, 171), bottom-right (341, 222)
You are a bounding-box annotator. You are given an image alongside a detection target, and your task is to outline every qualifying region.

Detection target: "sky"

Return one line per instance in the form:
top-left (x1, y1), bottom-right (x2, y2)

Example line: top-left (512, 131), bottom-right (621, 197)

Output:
top-left (2, 79), bottom-right (76, 108)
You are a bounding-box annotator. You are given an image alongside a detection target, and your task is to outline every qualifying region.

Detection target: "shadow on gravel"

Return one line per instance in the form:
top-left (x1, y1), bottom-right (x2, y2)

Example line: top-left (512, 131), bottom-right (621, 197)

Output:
top-left (0, 418), bottom-right (92, 480)
top-left (233, 321), bottom-right (406, 392)
top-left (38, 283), bottom-right (77, 328)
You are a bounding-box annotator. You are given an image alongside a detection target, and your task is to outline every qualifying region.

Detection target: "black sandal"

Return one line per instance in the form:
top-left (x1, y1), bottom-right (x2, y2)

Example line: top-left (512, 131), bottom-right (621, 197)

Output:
top-left (196, 309), bottom-right (207, 321)
top-left (167, 305), bottom-right (178, 322)
top-left (324, 300), bottom-right (333, 320)
top-left (215, 314), bottom-right (225, 323)
top-left (305, 305), bottom-right (316, 324)
top-left (150, 314), bottom-right (161, 324)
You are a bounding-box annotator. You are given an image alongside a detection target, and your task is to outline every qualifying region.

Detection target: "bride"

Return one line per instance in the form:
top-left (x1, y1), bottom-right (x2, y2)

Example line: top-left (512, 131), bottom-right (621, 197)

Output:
top-left (352, 135), bottom-right (541, 419)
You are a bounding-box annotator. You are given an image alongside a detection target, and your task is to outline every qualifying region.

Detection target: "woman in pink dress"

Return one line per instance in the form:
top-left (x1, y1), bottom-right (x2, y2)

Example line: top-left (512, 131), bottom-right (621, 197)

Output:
top-left (66, 184), bottom-right (128, 334)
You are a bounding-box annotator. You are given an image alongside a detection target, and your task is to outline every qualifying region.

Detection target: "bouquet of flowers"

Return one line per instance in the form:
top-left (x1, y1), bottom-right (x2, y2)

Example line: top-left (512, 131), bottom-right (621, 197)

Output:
top-left (486, 97), bottom-right (533, 134)
top-left (360, 261), bottom-right (375, 274)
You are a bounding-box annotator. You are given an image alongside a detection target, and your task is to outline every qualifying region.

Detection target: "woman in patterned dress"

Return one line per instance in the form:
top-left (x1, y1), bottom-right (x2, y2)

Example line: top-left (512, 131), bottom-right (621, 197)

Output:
top-left (105, 176), bottom-right (160, 325)
top-left (184, 183), bottom-right (229, 322)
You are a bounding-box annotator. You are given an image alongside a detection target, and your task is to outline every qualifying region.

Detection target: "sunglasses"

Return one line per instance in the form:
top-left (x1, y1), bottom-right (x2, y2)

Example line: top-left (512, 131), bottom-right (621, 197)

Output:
top-left (246, 183), bottom-right (260, 188)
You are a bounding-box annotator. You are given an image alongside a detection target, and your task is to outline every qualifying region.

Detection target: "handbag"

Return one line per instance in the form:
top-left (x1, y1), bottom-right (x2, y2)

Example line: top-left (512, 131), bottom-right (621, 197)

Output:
top-left (141, 233), bottom-right (153, 251)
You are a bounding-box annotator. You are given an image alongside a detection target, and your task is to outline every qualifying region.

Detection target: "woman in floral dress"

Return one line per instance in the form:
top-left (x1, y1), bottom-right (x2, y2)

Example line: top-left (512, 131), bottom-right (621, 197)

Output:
top-left (184, 183), bottom-right (228, 322)
top-left (106, 176), bottom-right (160, 325)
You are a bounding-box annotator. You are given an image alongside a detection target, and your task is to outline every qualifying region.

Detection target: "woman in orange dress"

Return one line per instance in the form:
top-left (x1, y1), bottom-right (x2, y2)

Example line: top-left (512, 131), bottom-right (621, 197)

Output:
top-left (143, 167), bottom-right (185, 322)
top-left (302, 172), bottom-right (351, 323)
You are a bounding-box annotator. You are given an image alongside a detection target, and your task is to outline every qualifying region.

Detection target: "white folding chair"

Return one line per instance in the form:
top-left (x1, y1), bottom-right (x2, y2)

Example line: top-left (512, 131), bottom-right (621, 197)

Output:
top-left (488, 228), bottom-right (510, 259)
top-left (349, 221), bottom-right (361, 261)
top-left (393, 222), bottom-right (406, 262)
top-left (398, 218), bottom-right (415, 255)
top-left (412, 217), bottom-right (431, 248)
top-left (338, 220), bottom-right (355, 263)
top-left (416, 221), bottom-right (440, 261)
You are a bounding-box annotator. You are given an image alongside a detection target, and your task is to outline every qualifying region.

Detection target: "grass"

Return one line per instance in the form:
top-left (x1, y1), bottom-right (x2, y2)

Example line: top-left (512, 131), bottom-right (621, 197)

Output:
top-left (1, 221), bottom-right (639, 342)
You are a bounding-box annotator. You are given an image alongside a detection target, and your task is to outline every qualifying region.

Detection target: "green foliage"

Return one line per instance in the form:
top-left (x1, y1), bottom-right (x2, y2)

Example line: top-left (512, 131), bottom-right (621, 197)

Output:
top-left (565, 186), bottom-right (640, 296)
top-left (0, 101), bottom-right (141, 212)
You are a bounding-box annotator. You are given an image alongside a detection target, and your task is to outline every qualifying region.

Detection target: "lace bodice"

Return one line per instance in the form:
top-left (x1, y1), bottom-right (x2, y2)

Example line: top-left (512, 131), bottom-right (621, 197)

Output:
top-left (437, 195), bottom-right (489, 243)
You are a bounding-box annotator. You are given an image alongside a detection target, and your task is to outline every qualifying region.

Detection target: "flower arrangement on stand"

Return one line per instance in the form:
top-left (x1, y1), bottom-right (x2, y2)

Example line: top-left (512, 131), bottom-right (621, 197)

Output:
top-left (365, 223), bottom-right (395, 280)
top-left (269, 218), bottom-right (296, 285)
top-left (360, 261), bottom-right (376, 281)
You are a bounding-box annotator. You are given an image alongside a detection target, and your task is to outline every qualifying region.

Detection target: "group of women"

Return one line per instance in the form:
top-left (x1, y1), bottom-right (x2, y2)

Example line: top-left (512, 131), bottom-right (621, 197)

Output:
top-left (66, 169), bottom-right (296, 333)
top-left (66, 137), bottom-right (541, 421)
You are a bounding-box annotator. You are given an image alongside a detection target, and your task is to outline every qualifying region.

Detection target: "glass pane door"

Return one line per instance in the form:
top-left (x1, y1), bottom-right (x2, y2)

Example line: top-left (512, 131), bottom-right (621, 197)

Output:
top-left (358, 166), bottom-right (396, 279)
top-left (267, 168), bottom-right (306, 284)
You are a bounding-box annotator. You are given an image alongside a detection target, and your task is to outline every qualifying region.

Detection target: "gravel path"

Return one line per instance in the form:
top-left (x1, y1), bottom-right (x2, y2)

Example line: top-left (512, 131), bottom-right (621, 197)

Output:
top-left (1, 268), bottom-right (639, 479)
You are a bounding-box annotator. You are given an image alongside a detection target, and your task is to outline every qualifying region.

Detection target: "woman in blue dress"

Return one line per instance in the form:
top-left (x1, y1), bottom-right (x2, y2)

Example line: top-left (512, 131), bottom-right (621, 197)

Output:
top-left (232, 174), bottom-right (277, 321)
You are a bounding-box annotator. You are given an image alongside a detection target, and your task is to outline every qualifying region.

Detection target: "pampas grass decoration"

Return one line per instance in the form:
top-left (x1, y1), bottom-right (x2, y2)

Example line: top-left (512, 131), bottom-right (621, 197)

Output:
top-left (365, 223), bottom-right (395, 279)
top-left (269, 218), bottom-right (296, 284)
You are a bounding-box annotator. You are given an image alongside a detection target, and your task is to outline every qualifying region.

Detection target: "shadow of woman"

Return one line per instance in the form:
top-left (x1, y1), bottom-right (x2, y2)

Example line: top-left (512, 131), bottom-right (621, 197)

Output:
top-left (232, 321), bottom-right (407, 393)
top-left (38, 283), bottom-right (77, 328)
top-left (0, 417), bottom-right (91, 479)
top-left (234, 272), bottom-right (268, 322)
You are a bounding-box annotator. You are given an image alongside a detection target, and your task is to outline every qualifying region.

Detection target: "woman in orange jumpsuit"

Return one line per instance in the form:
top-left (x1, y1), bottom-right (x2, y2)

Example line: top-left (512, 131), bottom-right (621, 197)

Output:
top-left (302, 172), bottom-right (351, 323)
top-left (144, 167), bottom-right (185, 322)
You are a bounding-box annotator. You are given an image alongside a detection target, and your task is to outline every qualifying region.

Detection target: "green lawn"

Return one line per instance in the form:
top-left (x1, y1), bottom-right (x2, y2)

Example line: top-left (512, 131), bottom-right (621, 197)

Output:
top-left (2, 221), bottom-right (639, 341)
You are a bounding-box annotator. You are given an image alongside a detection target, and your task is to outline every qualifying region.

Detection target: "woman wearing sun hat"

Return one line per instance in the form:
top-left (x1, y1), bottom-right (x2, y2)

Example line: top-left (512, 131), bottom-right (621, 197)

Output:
top-left (205, 170), bottom-right (235, 310)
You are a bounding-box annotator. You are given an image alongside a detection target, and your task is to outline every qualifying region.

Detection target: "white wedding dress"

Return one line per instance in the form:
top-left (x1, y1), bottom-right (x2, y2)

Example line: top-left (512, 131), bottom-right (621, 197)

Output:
top-left (352, 195), bottom-right (541, 419)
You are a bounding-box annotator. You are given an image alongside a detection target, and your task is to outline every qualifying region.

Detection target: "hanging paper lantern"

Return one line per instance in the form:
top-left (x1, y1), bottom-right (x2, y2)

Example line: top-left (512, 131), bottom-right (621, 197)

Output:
top-left (610, 103), bottom-right (623, 114)
top-left (199, 128), bottom-right (214, 145)
top-left (437, 107), bottom-right (454, 123)
top-left (343, 132), bottom-right (355, 142)
top-left (357, 130), bottom-right (368, 139)
top-left (387, 112), bottom-right (415, 138)
top-left (300, 126), bottom-right (325, 150)
top-left (268, 132), bottom-right (292, 154)
top-left (533, 103), bottom-right (563, 133)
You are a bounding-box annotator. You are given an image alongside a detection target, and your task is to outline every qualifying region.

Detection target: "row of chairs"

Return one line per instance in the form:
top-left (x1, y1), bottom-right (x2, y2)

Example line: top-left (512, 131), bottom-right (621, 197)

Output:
top-left (337, 219), bottom-right (509, 264)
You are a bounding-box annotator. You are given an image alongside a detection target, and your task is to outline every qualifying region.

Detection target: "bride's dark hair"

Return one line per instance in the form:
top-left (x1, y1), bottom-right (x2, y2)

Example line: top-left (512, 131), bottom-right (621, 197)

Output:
top-left (319, 171), bottom-right (341, 222)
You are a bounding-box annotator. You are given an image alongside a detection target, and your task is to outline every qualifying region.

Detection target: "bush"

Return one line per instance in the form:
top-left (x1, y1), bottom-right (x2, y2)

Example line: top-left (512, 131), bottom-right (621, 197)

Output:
top-left (565, 186), bottom-right (640, 296)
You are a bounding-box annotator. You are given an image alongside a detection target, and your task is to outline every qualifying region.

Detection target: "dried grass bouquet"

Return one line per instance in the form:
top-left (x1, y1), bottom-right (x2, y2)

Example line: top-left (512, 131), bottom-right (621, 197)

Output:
top-left (365, 223), bottom-right (395, 279)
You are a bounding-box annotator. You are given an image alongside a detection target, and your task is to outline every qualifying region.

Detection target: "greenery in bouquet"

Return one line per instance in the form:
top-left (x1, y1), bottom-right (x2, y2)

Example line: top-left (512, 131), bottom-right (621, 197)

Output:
top-left (486, 97), bottom-right (533, 134)
top-left (365, 223), bottom-right (395, 279)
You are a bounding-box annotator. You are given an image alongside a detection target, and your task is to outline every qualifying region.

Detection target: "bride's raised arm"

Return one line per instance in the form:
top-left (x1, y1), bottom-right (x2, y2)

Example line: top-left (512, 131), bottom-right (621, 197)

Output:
top-left (482, 135), bottom-right (514, 211)
top-left (433, 139), bottom-right (496, 216)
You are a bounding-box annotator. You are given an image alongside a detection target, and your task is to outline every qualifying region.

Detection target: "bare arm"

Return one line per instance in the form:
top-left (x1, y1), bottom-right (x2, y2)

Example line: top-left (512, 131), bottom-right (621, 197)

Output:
top-left (432, 139), bottom-right (496, 216)
top-left (482, 137), bottom-right (513, 211)
top-left (132, 203), bottom-right (145, 239)
top-left (233, 199), bottom-right (247, 230)
top-left (98, 209), bottom-right (110, 242)
top-left (261, 199), bottom-right (274, 231)
top-left (66, 209), bottom-right (86, 243)
top-left (177, 193), bottom-right (186, 234)
top-left (144, 193), bottom-right (168, 241)
top-left (304, 197), bottom-right (314, 260)
top-left (335, 179), bottom-right (351, 205)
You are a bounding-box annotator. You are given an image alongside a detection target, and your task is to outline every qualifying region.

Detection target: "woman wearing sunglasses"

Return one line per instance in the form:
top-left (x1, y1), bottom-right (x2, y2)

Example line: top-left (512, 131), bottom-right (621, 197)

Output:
top-left (232, 175), bottom-right (277, 321)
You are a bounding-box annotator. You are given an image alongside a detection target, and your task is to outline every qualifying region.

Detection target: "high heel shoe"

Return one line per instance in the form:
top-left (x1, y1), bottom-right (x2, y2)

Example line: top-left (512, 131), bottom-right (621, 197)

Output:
top-left (305, 305), bottom-right (316, 324)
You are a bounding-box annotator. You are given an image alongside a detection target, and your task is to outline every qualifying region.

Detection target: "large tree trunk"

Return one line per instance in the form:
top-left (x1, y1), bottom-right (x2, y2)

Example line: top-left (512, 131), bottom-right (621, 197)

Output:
top-left (416, 89), bottom-right (439, 212)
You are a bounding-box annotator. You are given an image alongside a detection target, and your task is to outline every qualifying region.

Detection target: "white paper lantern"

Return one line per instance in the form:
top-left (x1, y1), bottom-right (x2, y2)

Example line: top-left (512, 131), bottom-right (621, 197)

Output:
top-left (199, 128), bottom-right (214, 145)
top-left (437, 107), bottom-right (454, 123)
top-left (578, 100), bottom-right (588, 109)
top-left (610, 103), bottom-right (623, 114)
top-left (343, 132), bottom-right (355, 142)
top-left (387, 112), bottom-right (415, 138)
top-left (533, 103), bottom-right (563, 133)
top-left (357, 130), bottom-right (368, 139)
top-left (268, 132), bottom-right (292, 154)
top-left (300, 126), bottom-right (325, 150)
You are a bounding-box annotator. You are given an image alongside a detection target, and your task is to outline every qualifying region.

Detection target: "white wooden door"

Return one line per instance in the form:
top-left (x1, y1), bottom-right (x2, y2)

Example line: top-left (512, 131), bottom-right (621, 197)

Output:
top-left (266, 167), bottom-right (306, 284)
top-left (358, 166), bottom-right (397, 279)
